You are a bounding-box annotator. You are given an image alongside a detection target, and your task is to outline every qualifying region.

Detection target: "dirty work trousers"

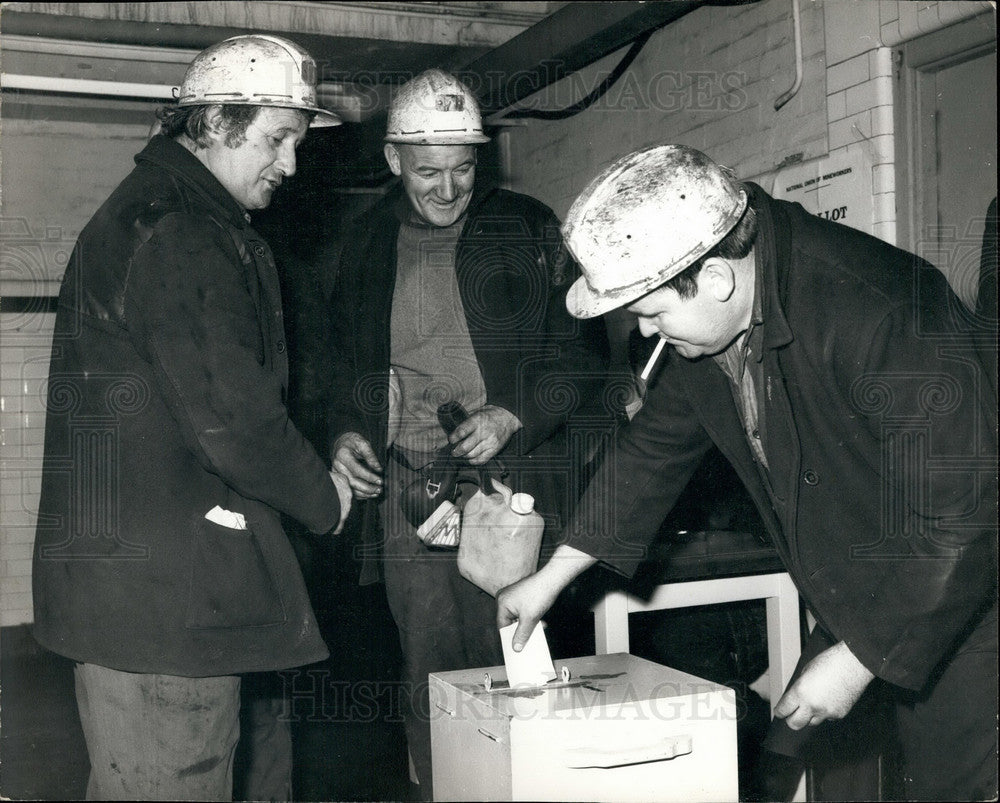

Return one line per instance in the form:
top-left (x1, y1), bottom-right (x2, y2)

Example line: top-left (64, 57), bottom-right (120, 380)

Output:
top-left (381, 453), bottom-right (503, 801)
top-left (74, 662), bottom-right (241, 800)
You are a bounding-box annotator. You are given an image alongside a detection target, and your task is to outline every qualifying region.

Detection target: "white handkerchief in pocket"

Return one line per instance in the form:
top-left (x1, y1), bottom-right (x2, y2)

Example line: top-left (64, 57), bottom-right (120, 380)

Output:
top-left (205, 505), bottom-right (247, 530)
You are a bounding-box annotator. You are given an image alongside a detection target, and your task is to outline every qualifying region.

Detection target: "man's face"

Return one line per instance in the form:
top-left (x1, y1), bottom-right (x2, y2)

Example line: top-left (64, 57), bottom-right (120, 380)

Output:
top-left (385, 143), bottom-right (476, 227)
top-left (626, 268), bottom-right (746, 360)
top-left (202, 106), bottom-right (308, 210)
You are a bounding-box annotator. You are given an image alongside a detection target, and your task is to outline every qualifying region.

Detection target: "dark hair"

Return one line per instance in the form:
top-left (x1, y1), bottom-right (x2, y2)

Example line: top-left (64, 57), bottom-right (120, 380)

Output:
top-left (155, 104), bottom-right (260, 148)
top-left (663, 196), bottom-right (759, 299)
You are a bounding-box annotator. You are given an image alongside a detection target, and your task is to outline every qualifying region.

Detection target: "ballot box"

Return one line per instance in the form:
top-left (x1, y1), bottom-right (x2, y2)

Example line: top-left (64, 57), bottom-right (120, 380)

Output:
top-left (430, 652), bottom-right (738, 802)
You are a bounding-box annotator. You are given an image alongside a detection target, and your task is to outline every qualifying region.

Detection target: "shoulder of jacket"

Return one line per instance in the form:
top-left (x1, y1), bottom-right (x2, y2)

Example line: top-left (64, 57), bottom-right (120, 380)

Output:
top-left (476, 187), bottom-right (555, 222)
top-left (754, 188), bottom-right (924, 310)
top-left (122, 164), bottom-right (217, 233)
top-left (355, 188), bottom-right (402, 226)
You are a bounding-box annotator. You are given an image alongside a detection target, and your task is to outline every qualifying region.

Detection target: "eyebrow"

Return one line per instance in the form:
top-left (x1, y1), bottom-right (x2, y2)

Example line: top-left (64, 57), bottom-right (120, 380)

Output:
top-left (267, 125), bottom-right (307, 144)
top-left (414, 159), bottom-right (475, 171)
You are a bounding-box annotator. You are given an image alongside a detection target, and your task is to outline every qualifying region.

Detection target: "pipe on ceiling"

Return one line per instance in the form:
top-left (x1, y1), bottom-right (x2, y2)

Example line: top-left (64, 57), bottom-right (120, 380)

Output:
top-left (462, 1), bottom-right (704, 115)
top-left (1, 73), bottom-right (177, 100)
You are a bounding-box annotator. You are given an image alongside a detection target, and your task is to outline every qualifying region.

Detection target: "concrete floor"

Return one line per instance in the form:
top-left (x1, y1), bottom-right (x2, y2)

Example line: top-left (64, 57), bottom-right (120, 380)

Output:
top-left (1, 624), bottom-right (90, 800)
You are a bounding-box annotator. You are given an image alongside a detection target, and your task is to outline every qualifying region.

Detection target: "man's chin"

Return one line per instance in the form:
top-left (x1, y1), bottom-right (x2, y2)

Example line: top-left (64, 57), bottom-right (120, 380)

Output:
top-left (250, 191), bottom-right (275, 211)
top-left (423, 210), bottom-right (459, 227)
top-left (418, 199), bottom-right (471, 227)
top-left (674, 344), bottom-right (705, 359)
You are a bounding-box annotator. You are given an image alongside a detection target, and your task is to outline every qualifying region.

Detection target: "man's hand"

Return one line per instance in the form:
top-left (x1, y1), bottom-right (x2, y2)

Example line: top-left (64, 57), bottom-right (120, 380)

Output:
top-left (329, 470), bottom-right (353, 534)
top-left (774, 641), bottom-right (875, 729)
top-left (449, 405), bottom-right (521, 465)
top-left (496, 545), bottom-right (597, 651)
top-left (332, 431), bottom-right (383, 499)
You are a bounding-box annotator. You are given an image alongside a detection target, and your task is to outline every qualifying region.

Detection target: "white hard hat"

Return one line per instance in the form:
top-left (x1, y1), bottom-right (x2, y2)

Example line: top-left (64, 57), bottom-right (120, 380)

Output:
top-left (563, 144), bottom-right (748, 319)
top-left (176, 35), bottom-right (341, 127)
top-left (385, 69), bottom-right (489, 145)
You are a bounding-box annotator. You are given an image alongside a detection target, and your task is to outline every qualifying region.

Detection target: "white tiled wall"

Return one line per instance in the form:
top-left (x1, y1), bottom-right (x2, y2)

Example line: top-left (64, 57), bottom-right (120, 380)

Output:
top-left (1, 121), bottom-right (146, 626)
top-left (1, 317), bottom-right (55, 626)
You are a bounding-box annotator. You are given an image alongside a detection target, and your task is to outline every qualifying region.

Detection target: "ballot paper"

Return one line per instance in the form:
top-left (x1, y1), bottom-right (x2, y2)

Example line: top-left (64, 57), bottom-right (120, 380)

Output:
top-left (500, 621), bottom-right (557, 687)
top-left (205, 505), bottom-right (247, 530)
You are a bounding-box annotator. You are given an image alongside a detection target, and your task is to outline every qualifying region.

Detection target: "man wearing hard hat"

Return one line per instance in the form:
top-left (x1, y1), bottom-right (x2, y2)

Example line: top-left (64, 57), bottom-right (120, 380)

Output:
top-left (32, 35), bottom-right (351, 800)
top-left (498, 144), bottom-right (997, 800)
top-left (326, 69), bottom-right (614, 797)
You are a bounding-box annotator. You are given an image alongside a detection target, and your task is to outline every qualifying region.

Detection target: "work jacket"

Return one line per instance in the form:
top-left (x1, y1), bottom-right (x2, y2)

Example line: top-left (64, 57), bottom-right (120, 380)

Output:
top-left (32, 135), bottom-right (340, 676)
top-left (328, 186), bottom-right (615, 584)
top-left (569, 184), bottom-right (997, 691)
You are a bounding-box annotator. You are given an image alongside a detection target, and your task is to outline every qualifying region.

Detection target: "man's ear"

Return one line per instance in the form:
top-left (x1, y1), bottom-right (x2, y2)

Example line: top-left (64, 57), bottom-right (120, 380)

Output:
top-left (384, 144), bottom-right (402, 176)
top-left (700, 258), bottom-right (736, 303)
top-left (201, 105), bottom-right (227, 144)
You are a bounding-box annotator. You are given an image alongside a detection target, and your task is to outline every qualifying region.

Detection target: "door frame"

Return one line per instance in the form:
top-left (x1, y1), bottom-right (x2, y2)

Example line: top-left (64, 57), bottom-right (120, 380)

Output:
top-left (893, 12), bottom-right (997, 257)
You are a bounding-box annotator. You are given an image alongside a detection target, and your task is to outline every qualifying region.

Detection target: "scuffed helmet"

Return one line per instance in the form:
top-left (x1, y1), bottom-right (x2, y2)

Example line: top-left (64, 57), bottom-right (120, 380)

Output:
top-left (563, 145), bottom-right (748, 319)
top-left (176, 35), bottom-right (341, 128)
top-left (385, 69), bottom-right (489, 145)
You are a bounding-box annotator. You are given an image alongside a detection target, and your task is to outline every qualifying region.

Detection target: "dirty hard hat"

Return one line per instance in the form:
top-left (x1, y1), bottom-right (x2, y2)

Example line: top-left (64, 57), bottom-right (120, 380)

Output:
top-left (563, 144), bottom-right (748, 318)
top-left (176, 35), bottom-right (341, 127)
top-left (385, 69), bottom-right (490, 145)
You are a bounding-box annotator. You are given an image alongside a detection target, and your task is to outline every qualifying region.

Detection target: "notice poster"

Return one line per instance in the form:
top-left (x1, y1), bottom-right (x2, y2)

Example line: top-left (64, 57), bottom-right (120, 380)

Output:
top-left (771, 148), bottom-right (875, 235)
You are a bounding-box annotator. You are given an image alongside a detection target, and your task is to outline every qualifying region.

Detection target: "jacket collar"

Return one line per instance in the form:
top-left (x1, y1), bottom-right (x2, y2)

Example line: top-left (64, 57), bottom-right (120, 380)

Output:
top-left (746, 182), bottom-right (794, 352)
top-left (135, 135), bottom-right (250, 228)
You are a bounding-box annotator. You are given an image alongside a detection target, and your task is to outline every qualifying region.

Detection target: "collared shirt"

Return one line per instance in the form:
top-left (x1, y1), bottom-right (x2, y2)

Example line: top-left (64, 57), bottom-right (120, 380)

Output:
top-left (712, 252), bottom-right (768, 470)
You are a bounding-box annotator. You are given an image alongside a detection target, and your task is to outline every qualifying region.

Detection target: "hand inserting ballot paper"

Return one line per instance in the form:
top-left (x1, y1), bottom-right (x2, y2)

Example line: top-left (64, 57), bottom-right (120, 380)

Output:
top-left (500, 621), bottom-right (557, 687)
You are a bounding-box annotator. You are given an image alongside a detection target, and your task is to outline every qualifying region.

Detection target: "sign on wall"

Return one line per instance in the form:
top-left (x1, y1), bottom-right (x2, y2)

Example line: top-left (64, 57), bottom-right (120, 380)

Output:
top-left (771, 147), bottom-right (875, 236)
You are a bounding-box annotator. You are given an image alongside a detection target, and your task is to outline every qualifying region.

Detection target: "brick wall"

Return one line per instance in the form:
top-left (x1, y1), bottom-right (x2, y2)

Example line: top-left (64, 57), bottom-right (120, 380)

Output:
top-left (502, 0), bottom-right (828, 219)
top-left (502, 0), bottom-right (990, 232)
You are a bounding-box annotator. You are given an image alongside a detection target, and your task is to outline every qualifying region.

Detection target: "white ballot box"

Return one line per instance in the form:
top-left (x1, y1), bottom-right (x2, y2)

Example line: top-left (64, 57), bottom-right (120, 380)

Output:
top-left (430, 652), bottom-right (738, 802)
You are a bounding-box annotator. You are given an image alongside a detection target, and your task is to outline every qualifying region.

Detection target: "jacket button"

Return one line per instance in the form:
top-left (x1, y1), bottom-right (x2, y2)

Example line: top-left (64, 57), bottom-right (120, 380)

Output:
top-left (277, 340), bottom-right (286, 353)
top-left (253, 244), bottom-right (266, 256)
top-left (803, 469), bottom-right (819, 486)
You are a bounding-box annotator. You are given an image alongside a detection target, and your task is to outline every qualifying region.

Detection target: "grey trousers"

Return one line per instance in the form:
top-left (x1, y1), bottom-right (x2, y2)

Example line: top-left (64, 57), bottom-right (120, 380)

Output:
top-left (74, 662), bottom-right (241, 801)
top-left (381, 453), bottom-right (503, 800)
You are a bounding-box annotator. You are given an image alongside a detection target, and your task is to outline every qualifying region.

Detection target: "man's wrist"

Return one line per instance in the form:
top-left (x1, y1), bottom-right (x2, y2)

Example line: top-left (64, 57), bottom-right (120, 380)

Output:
top-left (543, 545), bottom-right (596, 585)
top-left (836, 641), bottom-right (876, 682)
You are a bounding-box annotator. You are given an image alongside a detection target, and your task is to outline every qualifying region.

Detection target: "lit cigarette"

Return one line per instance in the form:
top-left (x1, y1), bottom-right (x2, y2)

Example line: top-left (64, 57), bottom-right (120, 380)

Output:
top-left (639, 337), bottom-right (667, 381)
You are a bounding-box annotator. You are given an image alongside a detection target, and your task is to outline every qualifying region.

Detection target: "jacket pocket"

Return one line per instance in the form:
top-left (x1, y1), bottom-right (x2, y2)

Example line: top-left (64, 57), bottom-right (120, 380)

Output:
top-left (184, 518), bottom-right (286, 629)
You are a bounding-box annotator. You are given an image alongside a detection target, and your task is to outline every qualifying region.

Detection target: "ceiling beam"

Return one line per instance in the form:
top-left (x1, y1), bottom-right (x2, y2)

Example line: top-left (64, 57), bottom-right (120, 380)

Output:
top-left (0, 2), bottom-right (544, 48)
top-left (460, 0), bottom-right (705, 114)
top-left (332, 0), bottom-right (707, 186)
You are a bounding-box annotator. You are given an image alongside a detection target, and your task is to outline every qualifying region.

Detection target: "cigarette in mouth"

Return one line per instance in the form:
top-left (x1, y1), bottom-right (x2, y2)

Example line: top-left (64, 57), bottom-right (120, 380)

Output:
top-left (639, 337), bottom-right (667, 382)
